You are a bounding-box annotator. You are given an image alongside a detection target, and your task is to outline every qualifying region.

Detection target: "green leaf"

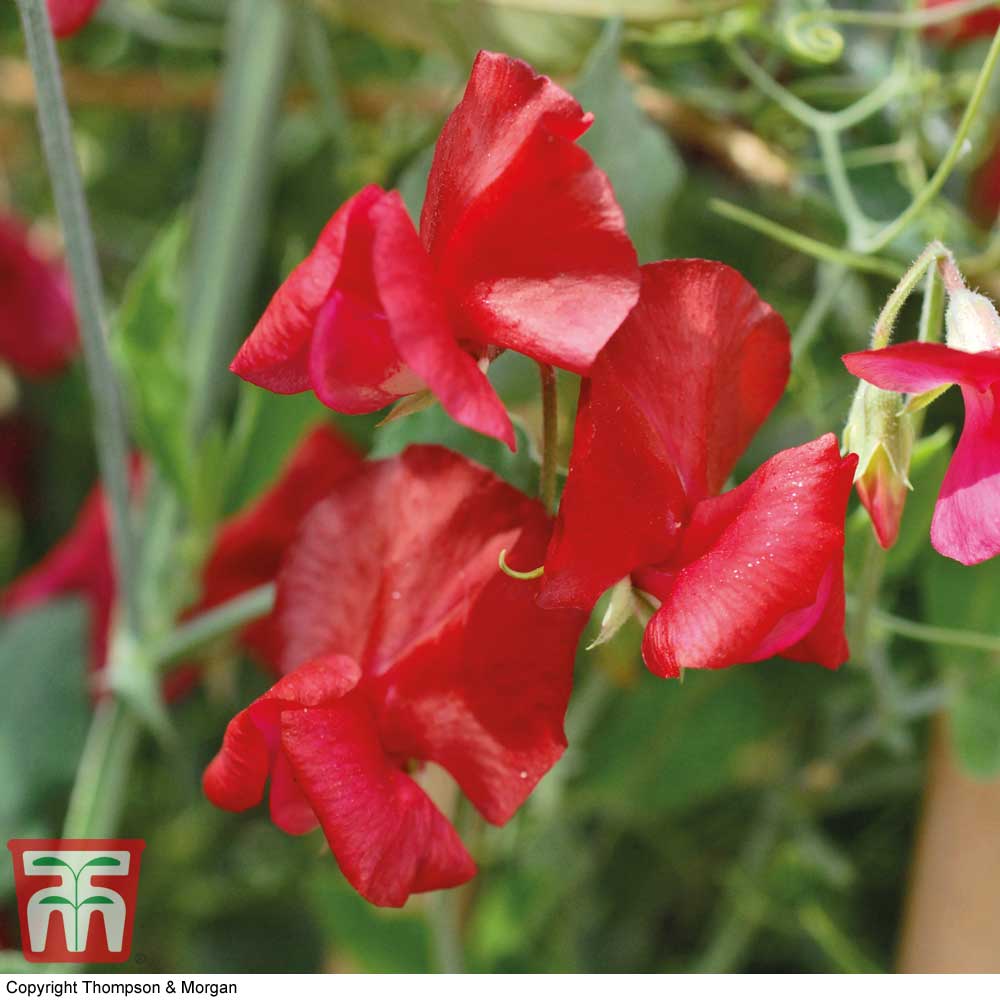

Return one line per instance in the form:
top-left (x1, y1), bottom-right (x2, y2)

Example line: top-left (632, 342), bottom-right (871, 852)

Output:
top-left (111, 216), bottom-right (193, 501)
top-left (308, 866), bottom-right (431, 973)
top-left (952, 669), bottom-right (1000, 779)
top-left (370, 406), bottom-right (539, 494)
top-left (888, 427), bottom-right (953, 576)
top-left (80, 896), bottom-right (115, 906)
top-left (39, 897), bottom-right (74, 906)
top-left (574, 20), bottom-right (684, 263)
top-left (222, 390), bottom-right (333, 514)
top-left (32, 857), bottom-right (72, 868)
top-left (574, 667), bottom-right (777, 818)
top-left (923, 551), bottom-right (1000, 777)
top-left (0, 602), bottom-right (90, 835)
top-left (81, 857), bottom-right (121, 869)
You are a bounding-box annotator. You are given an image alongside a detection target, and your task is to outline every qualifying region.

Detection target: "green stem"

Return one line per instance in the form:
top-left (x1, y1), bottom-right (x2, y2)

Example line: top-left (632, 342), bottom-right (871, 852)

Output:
top-left (15, 0), bottom-right (139, 637)
top-left (816, 128), bottom-right (871, 246)
top-left (792, 263), bottom-right (847, 360)
top-left (708, 200), bottom-right (901, 279)
top-left (870, 241), bottom-right (951, 348)
top-left (789, 0), bottom-right (1000, 32)
top-left (726, 41), bottom-right (905, 135)
top-left (919, 264), bottom-right (945, 347)
top-left (430, 892), bottom-right (464, 974)
top-left (862, 27), bottom-right (1000, 253)
top-left (538, 363), bottom-right (558, 514)
top-left (62, 699), bottom-right (141, 839)
top-left (871, 608), bottom-right (1000, 656)
top-left (155, 582), bottom-right (275, 667)
top-left (187, 0), bottom-right (293, 437)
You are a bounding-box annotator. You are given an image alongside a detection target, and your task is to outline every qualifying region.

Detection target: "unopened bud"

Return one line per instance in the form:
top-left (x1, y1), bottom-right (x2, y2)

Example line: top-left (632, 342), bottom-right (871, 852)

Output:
top-left (843, 381), bottom-right (913, 549)
top-left (945, 289), bottom-right (1000, 354)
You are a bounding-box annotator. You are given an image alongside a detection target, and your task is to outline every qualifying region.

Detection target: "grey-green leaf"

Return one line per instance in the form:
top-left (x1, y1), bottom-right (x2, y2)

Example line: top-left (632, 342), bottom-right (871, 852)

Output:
top-left (575, 19), bottom-right (683, 263)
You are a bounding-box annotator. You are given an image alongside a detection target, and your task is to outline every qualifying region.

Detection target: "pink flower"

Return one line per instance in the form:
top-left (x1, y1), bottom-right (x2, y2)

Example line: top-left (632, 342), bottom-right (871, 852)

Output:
top-left (844, 337), bottom-right (1000, 565)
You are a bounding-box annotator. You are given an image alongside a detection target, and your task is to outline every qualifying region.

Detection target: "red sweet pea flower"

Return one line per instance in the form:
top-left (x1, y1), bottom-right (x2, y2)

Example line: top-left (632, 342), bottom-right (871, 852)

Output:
top-left (0, 214), bottom-right (77, 377)
top-left (2, 478), bottom-right (115, 670)
top-left (923, 0), bottom-right (1000, 44)
top-left (540, 259), bottom-right (857, 675)
top-left (230, 51), bottom-right (639, 450)
top-left (2, 424), bottom-right (359, 678)
top-left (194, 424), bottom-right (362, 668)
top-left (46, 0), bottom-right (102, 36)
top-left (204, 446), bottom-right (587, 907)
top-left (844, 341), bottom-right (1000, 565)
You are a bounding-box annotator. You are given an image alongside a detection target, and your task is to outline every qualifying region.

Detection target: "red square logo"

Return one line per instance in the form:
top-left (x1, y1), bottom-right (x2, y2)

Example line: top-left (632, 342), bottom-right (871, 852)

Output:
top-left (7, 838), bottom-right (144, 963)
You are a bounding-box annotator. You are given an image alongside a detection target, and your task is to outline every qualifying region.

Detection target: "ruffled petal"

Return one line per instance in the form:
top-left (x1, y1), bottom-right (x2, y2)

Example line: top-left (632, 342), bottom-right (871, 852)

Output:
top-left (197, 424), bottom-right (362, 668)
top-left (540, 259), bottom-right (788, 611)
top-left (230, 186), bottom-right (387, 395)
top-left (371, 193), bottom-right (515, 448)
top-left (202, 655), bottom-right (361, 814)
top-left (422, 51), bottom-right (638, 374)
top-left (931, 384), bottom-right (1000, 564)
top-left (843, 342), bottom-right (1000, 395)
top-left (308, 291), bottom-right (422, 414)
top-left (275, 445), bottom-right (536, 677)
top-left (281, 696), bottom-right (475, 907)
top-left (781, 558), bottom-right (849, 670)
top-left (0, 215), bottom-right (77, 377)
top-left (377, 510), bottom-right (587, 824)
top-left (639, 435), bottom-right (856, 676)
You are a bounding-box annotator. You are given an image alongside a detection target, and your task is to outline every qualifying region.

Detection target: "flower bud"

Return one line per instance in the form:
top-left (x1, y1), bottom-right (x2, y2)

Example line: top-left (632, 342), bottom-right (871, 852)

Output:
top-left (843, 381), bottom-right (913, 549)
top-left (945, 289), bottom-right (1000, 353)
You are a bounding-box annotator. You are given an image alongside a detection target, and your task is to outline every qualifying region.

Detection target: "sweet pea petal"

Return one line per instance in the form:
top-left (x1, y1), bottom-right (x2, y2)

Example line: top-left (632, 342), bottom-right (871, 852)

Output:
top-left (281, 696), bottom-right (476, 907)
top-left (540, 259), bottom-right (789, 611)
top-left (422, 51), bottom-right (638, 374)
top-left (275, 445), bottom-right (537, 677)
top-left (420, 52), bottom-right (639, 373)
top-left (639, 435), bottom-right (855, 676)
top-left (930, 385), bottom-right (1000, 564)
top-left (196, 425), bottom-right (361, 669)
top-left (371, 193), bottom-right (515, 448)
top-left (2, 485), bottom-right (114, 670)
top-left (377, 512), bottom-right (587, 825)
top-left (202, 655), bottom-right (362, 815)
top-left (843, 342), bottom-right (1000, 395)
top-left (0, 215), bottom-right (78, 378)
top-left (230, 186), bottom-right (387, 394)
top-left (308, 291), bottom-right (422, 414)
top-left (47, 0), bottom-right (101, 37)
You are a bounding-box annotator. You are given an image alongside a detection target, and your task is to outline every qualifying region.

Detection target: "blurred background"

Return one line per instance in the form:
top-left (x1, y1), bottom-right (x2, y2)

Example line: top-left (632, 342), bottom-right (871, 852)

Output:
top-left (3, 0), bottom-right (1000, 973)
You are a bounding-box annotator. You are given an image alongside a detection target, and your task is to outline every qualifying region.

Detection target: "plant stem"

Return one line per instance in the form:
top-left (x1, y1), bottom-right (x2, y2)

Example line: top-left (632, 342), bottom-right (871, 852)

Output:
top-left (430, 890), bottom-right (465, 974)
top-left (708, 199), bottom-right (900, 278)
top-left (187, 0), bottom-right (292, 437)
top-left (538, 363), bottom-right (559, 514)
top-left (863, 27), bottom-right (1000, 253)
top-left (15, 0), bottom-right (139, 637)
top-left (155, 583), bottom-right (275, 667)
top-left (872, 608), bottom-right (1000, 656)
top-left (789, 0), bottom-right (1000, 33)
top-left (62, 698), bottom-right (141, 838)
top-left (870, 242), bottom-right (950, 348)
